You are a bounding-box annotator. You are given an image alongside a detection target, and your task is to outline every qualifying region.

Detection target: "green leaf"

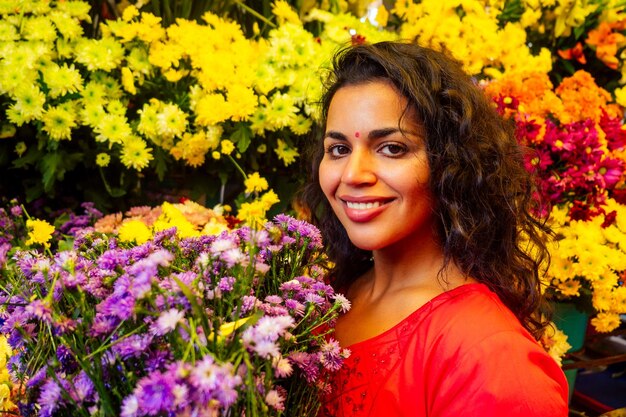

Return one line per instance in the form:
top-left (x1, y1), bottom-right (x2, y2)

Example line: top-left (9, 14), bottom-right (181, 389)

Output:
top-left (57, 238), bottom-right (75, 252)
top-left (231, 123), bottom-right (253, 153)
top-left (25, 182), bottom-right (44, 202)
top-left (154, 149), bottom-right (168, 181)
top-left (573, 24), bottom-right (586, 40)
top-left (41, 152), bottom-right (64, 193)
top-left (13, 146), bottom-right (42, 168)
top-left (560, 59), bottom-right (576, 75)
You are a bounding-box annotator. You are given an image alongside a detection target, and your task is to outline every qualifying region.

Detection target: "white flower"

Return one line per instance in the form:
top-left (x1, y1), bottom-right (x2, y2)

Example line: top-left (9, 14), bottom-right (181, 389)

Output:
top-left (153, 308), bottom-right (185, 335)
top-left (333, 293), bottom-right (351, 313)
top-left (265, 389), bottom-right (285, 411)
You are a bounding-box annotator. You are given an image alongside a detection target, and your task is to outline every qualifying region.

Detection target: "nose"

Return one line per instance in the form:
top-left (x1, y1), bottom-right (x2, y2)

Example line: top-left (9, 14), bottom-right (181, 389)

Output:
top-left (341, 149), bottom-right (377, 186)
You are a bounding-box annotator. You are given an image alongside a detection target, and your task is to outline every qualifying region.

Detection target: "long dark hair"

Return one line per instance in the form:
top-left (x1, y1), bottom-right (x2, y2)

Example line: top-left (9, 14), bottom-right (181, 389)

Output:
top-left (298, 41), bottom-right (552, 339)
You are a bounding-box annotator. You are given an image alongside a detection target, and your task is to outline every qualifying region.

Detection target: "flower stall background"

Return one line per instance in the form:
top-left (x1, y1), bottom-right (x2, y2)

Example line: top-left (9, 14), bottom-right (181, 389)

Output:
top-left (2, 0), bottom-right (626, 414)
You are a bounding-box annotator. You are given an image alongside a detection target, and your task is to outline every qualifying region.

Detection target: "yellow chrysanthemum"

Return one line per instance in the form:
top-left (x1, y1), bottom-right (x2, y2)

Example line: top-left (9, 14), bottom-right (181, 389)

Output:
top-left (122, 5), bottom-right (140, 21)
top-left (42, 105), bottom-right (77, 141)
top-left (202, 217), bottom-right (229, 236)
top-left (8, 85), bottom-right (46, 125)
top-left (244, 172), bottom-right (269, 193)
top-left (195, 93), bottom-right (231, 126)
top-left (74, 37), bottom-right (125, 72)
top-left (590, 312), bottom-right (621, 333)
top-left (274, 139), bottom-right (299, 166)
top-left (96, 153), bottom-right (111, 167)
top-left (118, 219), bottom-right (152, 244)
top-left (120, 137), bottom-right (153, 171)
top-left (152, 202), bottom-right (199, 238)
top-left (237, 200), bottom-right (268, 226)
top-left (25, 219), bottom-right (55, 248)
top-left (0, 334), bottom-right (15, 412)
top-left (96, 114), bottom-right (133, 145)
top-left (121, 67), bottom-right (136, 94)
top-left (227, 85), bottom-right (257, 122)
top-left (42, 63), bottom-right (84, 98)
top-left (272, 0), bottom-right (301, 24)
top-left (540, 324), bottom-right (571, 367)
top-left (15, 142), bottom-right (26, 157)
top-left (220, 140), bottom-right (235, 155)
top-left (156, 103), bottom-right (188, 139)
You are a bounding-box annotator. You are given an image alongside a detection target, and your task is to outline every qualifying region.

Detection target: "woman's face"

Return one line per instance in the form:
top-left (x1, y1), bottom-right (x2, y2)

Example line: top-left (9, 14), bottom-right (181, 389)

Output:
top-left (319, 81), bottom-right (436, 252)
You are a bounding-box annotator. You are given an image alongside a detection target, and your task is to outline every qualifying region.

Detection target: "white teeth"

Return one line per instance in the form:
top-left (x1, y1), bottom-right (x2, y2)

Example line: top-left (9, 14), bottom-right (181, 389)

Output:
top-left (346, 201), bottom-right (381, 210)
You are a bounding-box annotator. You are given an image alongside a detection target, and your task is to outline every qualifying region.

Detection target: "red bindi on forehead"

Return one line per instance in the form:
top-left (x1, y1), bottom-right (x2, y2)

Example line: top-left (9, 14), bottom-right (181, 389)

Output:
top-left (354, 131), bottom-right (360, 138)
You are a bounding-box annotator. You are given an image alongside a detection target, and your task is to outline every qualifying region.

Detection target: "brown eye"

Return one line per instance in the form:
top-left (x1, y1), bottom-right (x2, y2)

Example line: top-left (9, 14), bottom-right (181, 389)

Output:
top-left (326, 144), bottom-right (351, 158)
top-left (379, 143), bottom-right (407, 157)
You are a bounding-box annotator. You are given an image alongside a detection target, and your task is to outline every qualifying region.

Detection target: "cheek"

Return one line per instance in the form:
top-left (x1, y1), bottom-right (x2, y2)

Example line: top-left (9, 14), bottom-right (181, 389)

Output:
top-left (318, 160), bottom-right (338, 200)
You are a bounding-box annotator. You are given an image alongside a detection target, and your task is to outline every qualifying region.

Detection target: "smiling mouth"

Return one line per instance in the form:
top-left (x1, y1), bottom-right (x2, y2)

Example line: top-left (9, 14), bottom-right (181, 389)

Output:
top-left (341, 198), bottom-right (394, 210)
top-left (345, 201), bottom-right (382, 210)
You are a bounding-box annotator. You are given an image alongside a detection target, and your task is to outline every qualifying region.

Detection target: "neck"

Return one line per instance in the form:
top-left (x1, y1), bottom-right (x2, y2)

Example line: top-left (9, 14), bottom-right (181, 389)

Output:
top-left (365, 235), bottom-right (467, 299)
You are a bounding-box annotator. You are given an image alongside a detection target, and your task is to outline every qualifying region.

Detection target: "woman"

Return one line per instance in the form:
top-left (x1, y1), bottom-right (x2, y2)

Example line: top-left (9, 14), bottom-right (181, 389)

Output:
top-left (299, 42), bottom-right (568, 416)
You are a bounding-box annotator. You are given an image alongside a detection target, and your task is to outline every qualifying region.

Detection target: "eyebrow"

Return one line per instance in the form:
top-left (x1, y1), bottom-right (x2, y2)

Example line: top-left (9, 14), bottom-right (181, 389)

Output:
top-left (324, 128), bottom-right (403, 141)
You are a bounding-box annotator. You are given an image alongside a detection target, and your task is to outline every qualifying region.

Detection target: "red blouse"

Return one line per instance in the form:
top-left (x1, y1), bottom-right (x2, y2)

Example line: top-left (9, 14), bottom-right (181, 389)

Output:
top-left (321, 283), bottom-right (568, 417)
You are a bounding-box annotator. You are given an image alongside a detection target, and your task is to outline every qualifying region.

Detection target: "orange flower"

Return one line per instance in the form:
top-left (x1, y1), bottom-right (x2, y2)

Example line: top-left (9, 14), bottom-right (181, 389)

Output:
top-left (586, 21), bottom-right (626, 70)
top-left (483, 72), bottom-right (560, 119)
top-left (554, 71), bottom-right (615, 123)
top-left (557, 42), bottom-right (587, 65)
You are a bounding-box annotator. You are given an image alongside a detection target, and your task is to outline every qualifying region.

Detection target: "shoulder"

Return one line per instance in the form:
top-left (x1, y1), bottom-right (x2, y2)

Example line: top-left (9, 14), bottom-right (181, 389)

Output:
top-left (425, 283), bottom-right (527, 341)
top-left (419, 284), bottom-right (569, 416)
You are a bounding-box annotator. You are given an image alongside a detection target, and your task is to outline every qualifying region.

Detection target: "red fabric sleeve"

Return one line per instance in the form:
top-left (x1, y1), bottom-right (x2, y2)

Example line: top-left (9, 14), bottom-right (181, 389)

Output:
top-left (426, 330), bottom-right (569, 417)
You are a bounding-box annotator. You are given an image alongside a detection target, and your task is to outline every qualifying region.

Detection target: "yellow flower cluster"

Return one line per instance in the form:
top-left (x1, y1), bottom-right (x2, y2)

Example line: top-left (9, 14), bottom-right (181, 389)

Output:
top-left (0, 335), bottom-right (15, 412)
top-left (519, 0), bottom-right (600, 37)
top-left (237, 191), bottom-right (281, 228)
top-left (540, 324), bottom-right (572, 367)
top-left (547, 198), bottom-right (626, 332)
top-left (25, 218), bottom-right (55, 248)
top-left (106, 200), bottom-right (231, 244)
top-left (391, 0), bottom-right (552, 77)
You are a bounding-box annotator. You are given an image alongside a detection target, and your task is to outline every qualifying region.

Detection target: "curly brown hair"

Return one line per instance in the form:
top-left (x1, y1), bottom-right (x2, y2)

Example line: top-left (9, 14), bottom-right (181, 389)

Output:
top-left (298, 41), bottom-right (552, 340)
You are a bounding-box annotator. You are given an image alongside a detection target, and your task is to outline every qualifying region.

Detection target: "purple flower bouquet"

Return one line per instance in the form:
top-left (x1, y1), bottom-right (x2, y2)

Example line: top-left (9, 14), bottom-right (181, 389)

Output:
top-left (1, 212), bottom-right (350, 417)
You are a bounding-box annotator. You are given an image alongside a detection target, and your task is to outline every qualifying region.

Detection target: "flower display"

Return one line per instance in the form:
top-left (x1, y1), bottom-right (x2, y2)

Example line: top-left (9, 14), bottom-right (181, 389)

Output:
top-left (545, 198), bottom-right (626, 332)
top-left (0, 0), bottom-right (396, 208)
top-left (484, 70), bottom-right (626, 220)
top-left (0, 200), bottom-right (350, 416)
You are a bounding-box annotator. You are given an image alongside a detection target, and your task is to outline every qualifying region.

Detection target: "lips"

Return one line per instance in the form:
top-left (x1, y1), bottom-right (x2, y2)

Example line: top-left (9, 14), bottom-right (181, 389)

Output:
top-left (339, 196), bottom-right (394, 222)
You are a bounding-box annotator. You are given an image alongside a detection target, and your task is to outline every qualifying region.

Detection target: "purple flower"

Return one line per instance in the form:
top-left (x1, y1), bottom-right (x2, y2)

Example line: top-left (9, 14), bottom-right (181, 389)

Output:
top-left (98, 249), bottom-right (130, 271)
top-left (240, 295), bottom-right (258, 314)
top-left (289, 352), bottom-right (320, 383)
top-left (217, 276), bottom-right (236, 292)
top-left (10, 205), bottom-right (23, 216)
top-left (25, 299), bottom-right (52, 322)
top-left (90, 314), bottom-right (120, 337)
top-left (145, 349), bottom-right (172, 372)
top-left (265, 295), bottom-right (282, 304)
top-left (189, 356), bottom-right (241, 408)
top-left (210, 236), bottom-right (238, 254)
top-left (134, 370), bottom-right (177, 416)
top-left (319, 338), bottom-right (343, 371)
top-left (69, 370), bottom-right (95, 403)
top-left (27, 365), bottom-right (48, 389)
top-left (38, 379), bottom-right (63, 417)
top-left (112, 334), bottom-right (153, 359)
top-left (56, 344), bottom-right (77, 373)
top-left (120, 395), bottom-right (139, 417)
top-left (96, 293), bottom-right (136, 321)
top-left (272, 214), bottom-right (322, 249)
top-left (0, 242), bottom-right (11, 266)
